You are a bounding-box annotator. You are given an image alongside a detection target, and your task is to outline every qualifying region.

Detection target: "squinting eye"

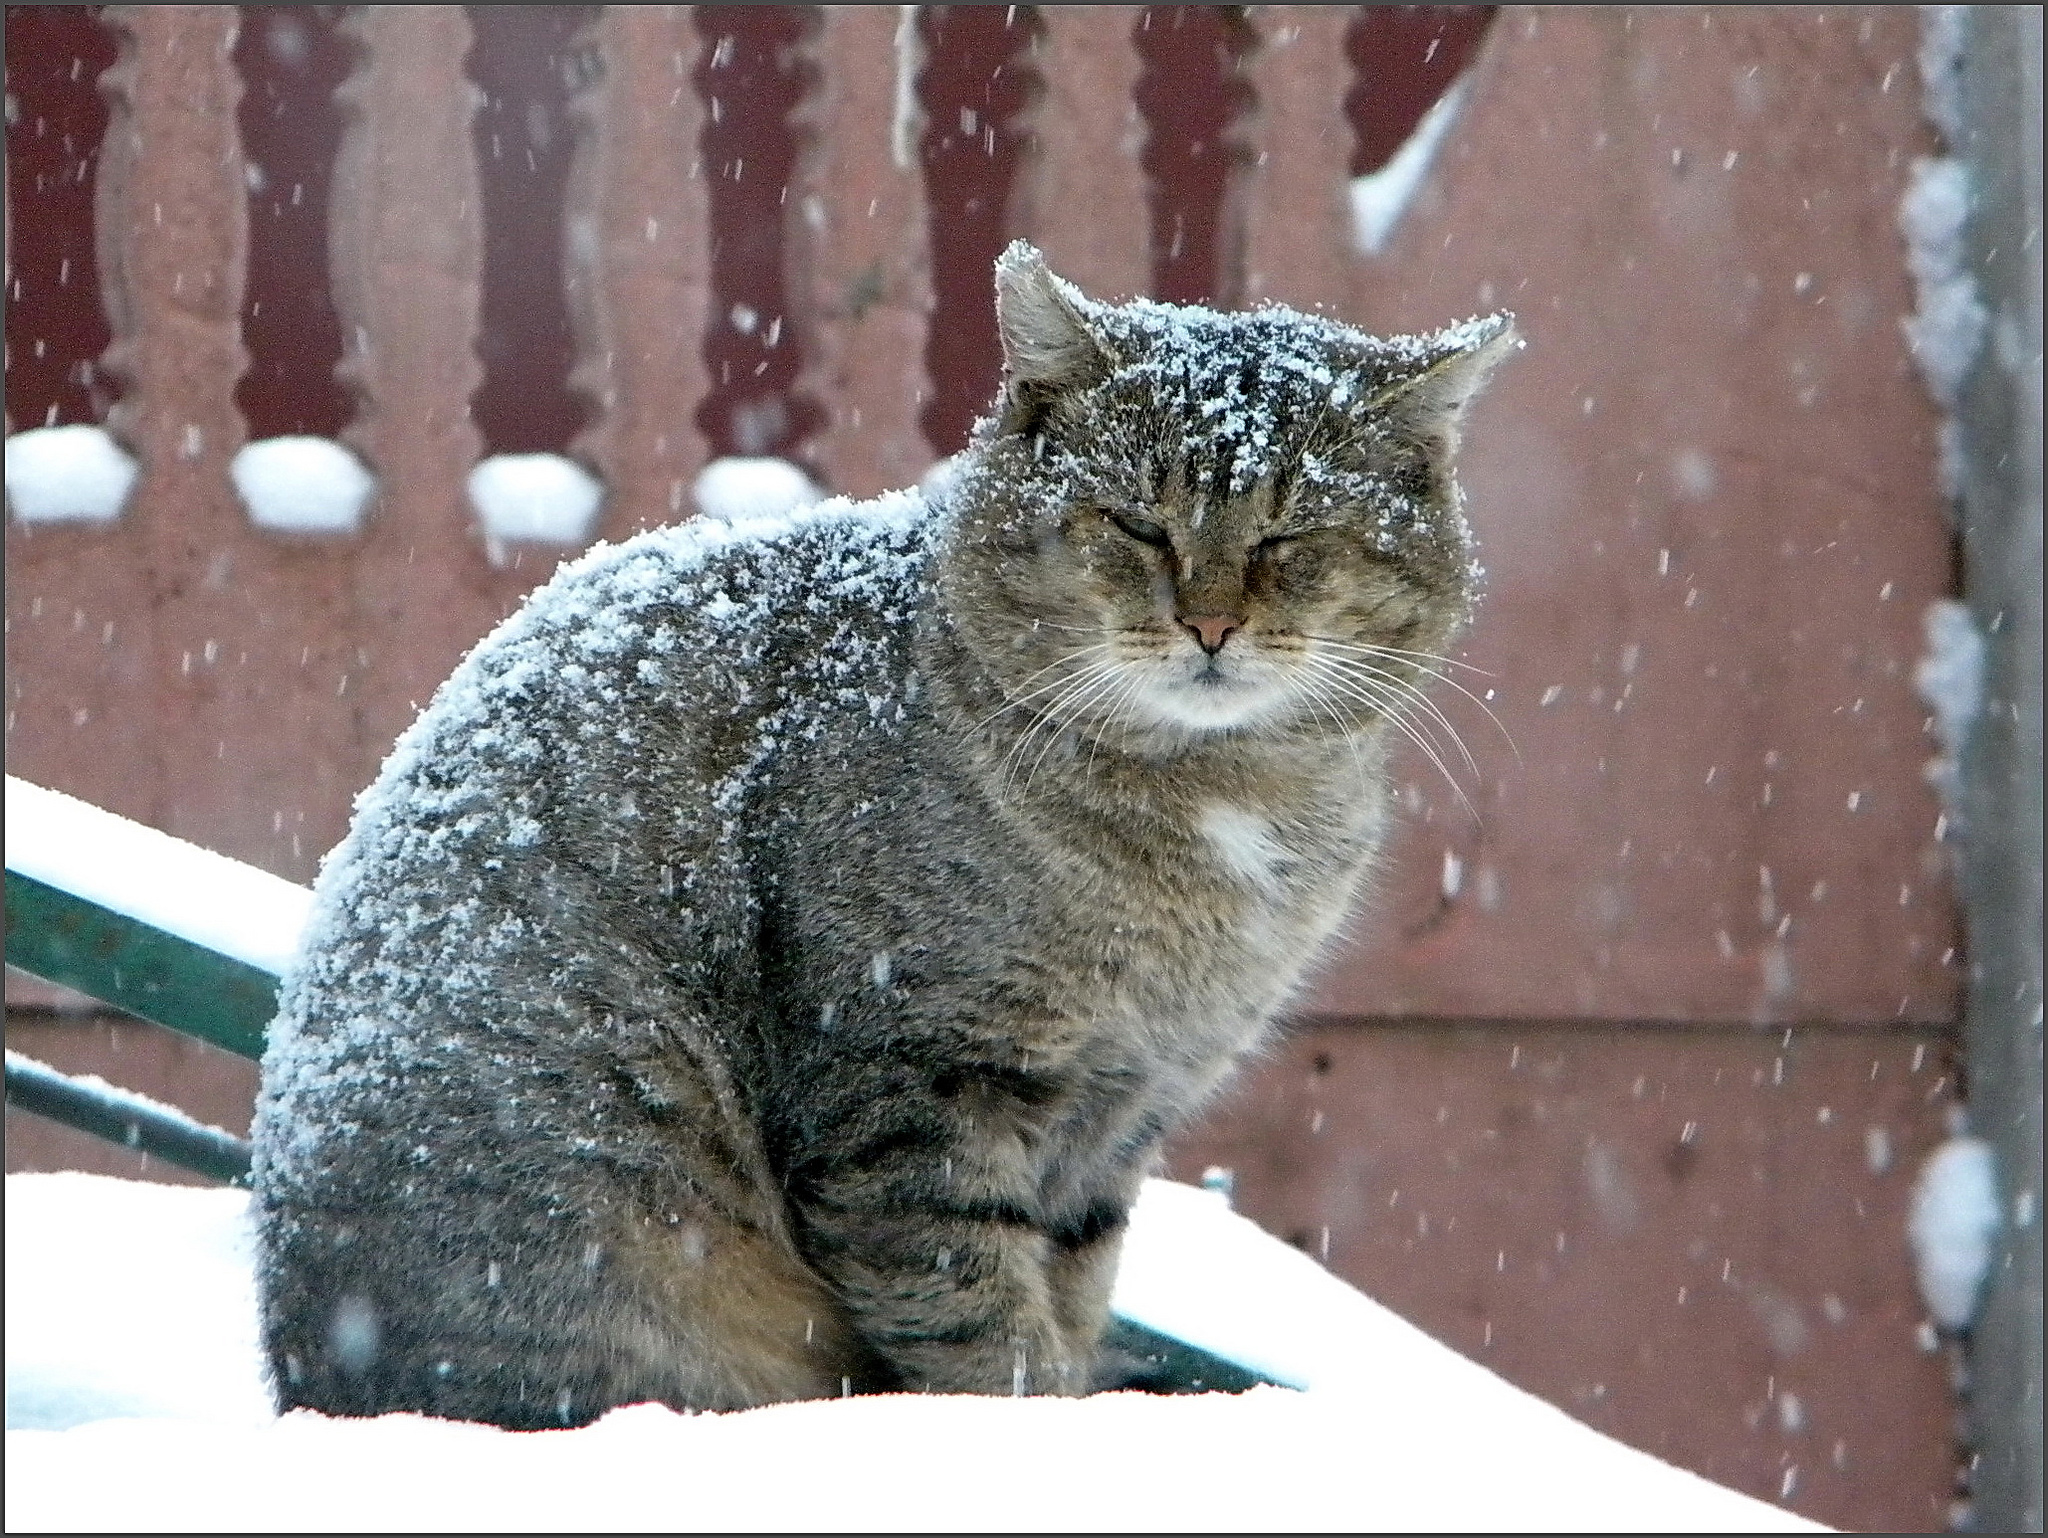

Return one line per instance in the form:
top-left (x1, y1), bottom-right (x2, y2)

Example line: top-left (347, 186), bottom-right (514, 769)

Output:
top-left (1109, 511), bottom-right (1172, 549)
top-left (1255, 533), bottom-right (1298, 554)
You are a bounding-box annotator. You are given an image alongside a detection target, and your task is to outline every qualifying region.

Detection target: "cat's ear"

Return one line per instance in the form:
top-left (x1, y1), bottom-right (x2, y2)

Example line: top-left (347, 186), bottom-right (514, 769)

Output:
top-left (993, 241), bottom-right (1114, 434)
top-left (1363, 314), bottom-right (1519, 457)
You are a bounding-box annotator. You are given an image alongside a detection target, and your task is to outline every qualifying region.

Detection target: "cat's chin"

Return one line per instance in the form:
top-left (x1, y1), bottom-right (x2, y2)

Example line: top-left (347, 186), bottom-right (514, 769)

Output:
top-left (1124, 669), bottom-right (1295, 735)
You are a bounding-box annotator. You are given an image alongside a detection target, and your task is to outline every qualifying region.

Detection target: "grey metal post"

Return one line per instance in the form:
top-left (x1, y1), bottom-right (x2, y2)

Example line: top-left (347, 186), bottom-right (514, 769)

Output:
top-left (1954, 7), bottom-right (2044, 1532)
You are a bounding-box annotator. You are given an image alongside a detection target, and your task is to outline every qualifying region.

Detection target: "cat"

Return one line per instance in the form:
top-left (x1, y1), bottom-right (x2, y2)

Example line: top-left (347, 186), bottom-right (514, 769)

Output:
top-left (251, 241), bottom-right (1513, 1428)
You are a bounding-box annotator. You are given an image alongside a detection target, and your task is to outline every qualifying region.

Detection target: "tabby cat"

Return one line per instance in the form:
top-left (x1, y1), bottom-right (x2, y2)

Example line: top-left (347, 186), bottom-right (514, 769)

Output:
top-left (252, 243), bottom-right (1513, 1426)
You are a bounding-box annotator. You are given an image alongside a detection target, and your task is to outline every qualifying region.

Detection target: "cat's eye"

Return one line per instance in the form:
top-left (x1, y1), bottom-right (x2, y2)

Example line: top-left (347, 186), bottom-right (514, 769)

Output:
top-left (1108, 511), bottom-right (1172, 549)
top-left (1255, 532), bottom-right (1300, 554)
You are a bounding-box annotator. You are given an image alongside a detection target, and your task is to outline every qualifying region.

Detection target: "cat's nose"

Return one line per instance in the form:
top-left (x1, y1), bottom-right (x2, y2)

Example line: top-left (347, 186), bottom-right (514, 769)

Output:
top-left (1177, 613), bottom-right (1244, 655)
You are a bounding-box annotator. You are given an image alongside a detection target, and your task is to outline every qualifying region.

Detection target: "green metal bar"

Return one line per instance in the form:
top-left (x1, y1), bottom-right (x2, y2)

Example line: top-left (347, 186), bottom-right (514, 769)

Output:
top-left (4, 1049), bottom-right (252, 1186)
top-left (3, 868), bottom-right (274, 1060)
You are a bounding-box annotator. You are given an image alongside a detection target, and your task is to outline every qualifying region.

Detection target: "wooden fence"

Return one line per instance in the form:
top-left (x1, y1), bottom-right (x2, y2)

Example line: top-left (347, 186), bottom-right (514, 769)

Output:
top-left (6, 7), bottom-right (1967, 1527)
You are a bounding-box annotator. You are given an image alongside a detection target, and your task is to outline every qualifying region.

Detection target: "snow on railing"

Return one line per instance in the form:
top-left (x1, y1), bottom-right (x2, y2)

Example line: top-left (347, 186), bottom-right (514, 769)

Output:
top-left (4, 774), bottom-right (303, 1177)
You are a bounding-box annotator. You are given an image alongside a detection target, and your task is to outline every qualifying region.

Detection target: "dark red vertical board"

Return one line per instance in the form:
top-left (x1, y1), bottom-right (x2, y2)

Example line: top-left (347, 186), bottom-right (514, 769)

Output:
top-left (464, 3), bottom-right (601, 456)
top-left (231, 5), bottom-right (354, 440)
top-left (692, 4), bottom-right (820, 462)
top-left (3, 4), bottom-right (120, 431)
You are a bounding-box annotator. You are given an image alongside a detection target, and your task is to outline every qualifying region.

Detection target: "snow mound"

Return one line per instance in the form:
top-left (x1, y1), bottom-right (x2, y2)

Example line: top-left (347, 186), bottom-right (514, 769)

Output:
top-left (4, 775), bottom-right (312, 977)
top-left (231, 436), bottom-right (377, 534)
top-left (3, 425), bottom-right (138, 525)
top-left (1913, 598), bottom-right (1985, 812)
top-left (692, 455), bottom-right (822, 522)
top-left (467, 453), bottom-right (606, 550)
top-left (1898, 155), bottom-right (1988, 414)
top-left (1908, 1134), bottom-right (2002, 1330)
top-left (5, 1174), bottom-right (271, 1431)
top-left (4, 1172), bottom-right (1819, 1533)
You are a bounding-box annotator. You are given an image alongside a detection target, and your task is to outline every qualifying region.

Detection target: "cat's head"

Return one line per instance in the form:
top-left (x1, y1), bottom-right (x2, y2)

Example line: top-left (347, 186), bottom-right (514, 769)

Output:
top-left (937, 241), bottom-right (1515, 748)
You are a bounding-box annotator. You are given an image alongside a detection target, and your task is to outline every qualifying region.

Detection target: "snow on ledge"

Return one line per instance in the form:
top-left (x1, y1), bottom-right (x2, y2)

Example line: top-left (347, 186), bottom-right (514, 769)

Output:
top-left (3, 1172), bottom-right (1823, 1533)
top-left (3, 425), bottom-right (138, 525)
top-left (3, 776), bottom-right (312, 978)
top-left (467, 453), bottom-right (606, 557)
top-left (1349, 75), bottom-right (1473, 257)
top-left (231, 436), bottom-right (377, 534)
top-left (693, 455), bottom-right (822, 522)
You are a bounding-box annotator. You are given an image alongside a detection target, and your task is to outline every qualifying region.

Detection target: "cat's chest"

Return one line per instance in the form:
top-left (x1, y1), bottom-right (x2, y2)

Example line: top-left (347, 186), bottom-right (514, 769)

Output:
top-left (1060, 796), bottom-right (1377, 1021)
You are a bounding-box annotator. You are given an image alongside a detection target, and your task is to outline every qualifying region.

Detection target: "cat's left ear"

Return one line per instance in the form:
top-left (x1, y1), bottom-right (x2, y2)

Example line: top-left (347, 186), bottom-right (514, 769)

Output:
top-left (1365, 314), bottom-right (1519, 458)
top-left (993, 241), bottom-right (1116, 435)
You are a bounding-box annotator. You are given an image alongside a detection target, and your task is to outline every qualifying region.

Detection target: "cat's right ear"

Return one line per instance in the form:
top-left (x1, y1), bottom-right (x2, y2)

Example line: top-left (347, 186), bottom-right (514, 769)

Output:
top-left (993, 241), bottom-right (1114, 436)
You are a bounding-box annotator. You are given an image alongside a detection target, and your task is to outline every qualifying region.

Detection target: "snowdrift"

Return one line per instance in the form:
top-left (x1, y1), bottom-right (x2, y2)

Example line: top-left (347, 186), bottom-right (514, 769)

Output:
top-left (5, 1171), bottom-right (1820, 1533)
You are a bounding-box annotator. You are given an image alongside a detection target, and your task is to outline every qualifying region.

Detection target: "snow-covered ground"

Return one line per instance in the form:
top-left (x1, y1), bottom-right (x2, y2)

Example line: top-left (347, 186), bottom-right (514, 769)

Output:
top-left (5, 1171), bottom-right (1820, 1533)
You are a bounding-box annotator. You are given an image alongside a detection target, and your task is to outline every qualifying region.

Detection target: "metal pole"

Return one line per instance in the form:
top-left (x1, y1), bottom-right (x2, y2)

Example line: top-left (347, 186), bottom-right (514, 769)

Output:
top-left (1954, 8), bottom-right (2045, 1531)
top-left (4, 1049), bottom-right (253, 1186)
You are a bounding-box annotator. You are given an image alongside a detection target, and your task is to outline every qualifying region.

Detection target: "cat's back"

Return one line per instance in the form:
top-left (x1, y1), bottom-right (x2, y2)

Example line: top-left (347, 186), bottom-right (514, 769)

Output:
top-left (258, 489), bottom-right (935, 1161)
top-left (321, 486), bottom-right (931, 886)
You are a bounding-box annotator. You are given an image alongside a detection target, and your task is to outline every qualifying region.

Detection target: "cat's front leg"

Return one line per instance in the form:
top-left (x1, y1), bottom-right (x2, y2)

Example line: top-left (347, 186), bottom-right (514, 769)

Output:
top-left (789, 1134), bottom-right (1087, 1397)
top-left (1045, 1188), bottom-right (1140, 1385)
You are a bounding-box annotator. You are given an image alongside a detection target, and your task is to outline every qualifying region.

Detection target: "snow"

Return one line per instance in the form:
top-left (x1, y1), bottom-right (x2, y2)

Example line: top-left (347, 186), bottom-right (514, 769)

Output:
top-left (919, 449), bottom-right (968, 507)
top-left (1898, 10), bottom-right (1985, 511)
top-left (231, 435), bottom-right (376, 534)
top-left (985, 242), bottom-right (1509, 564)
top-left (1916, 4), bottom-right (1968, 148)
top-left (3, 775), bottom-right (312, 977)
top-left (891, 2), bottom-right (922, 173)
top-left (466, 452), bottom-right (606, 554)
top-left (692, 455), bottom-right (822, 522)
top-left (3, 425), bottom-right (138, 525)
top-left (5, 1173), bottom-right (270, 1431)
top-left (1349, 75), bottom-right (1473, 257)
top-left (4, 1171), bottom-right (1819, 1533)
top-left (1907, 1134), bottom-right (2002, 1330)
top-left (1898, 155), bottom-right (1988, 414)
top-left (1913, 597), bottom-right (1985, 811)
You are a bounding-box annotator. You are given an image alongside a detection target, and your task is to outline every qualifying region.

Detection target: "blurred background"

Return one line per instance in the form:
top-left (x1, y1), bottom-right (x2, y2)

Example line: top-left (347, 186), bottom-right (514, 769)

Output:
top-left (6, 6), bottom-right (2040, 1530)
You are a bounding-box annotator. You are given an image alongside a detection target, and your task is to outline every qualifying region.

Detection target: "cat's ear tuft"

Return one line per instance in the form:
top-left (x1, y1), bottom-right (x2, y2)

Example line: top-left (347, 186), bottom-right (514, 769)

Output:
top-left (993, 241), bottom-right (1113, 433)
top-left (1367, 313), bottom-right (1519, 454)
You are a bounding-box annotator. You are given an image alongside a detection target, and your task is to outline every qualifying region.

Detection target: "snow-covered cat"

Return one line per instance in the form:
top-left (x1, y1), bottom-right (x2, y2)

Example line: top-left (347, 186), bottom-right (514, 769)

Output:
top-left (252, 243), bottom-right (1512, 1425)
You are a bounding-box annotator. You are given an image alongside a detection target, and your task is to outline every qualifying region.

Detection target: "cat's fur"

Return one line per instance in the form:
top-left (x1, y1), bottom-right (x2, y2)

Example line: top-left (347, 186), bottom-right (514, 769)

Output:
top-left (252, 244), bottom-right (1512, 1427)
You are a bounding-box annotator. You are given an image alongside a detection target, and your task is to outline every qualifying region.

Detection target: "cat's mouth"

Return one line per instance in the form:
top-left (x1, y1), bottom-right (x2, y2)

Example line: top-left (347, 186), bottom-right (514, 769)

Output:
top-left (1121, 640), bottom-right (1293, 733)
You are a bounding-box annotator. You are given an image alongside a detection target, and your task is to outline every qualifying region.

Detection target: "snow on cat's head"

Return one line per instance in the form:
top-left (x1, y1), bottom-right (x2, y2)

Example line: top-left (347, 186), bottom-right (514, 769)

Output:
top-left (940, 242), bottom-right (1515, 745)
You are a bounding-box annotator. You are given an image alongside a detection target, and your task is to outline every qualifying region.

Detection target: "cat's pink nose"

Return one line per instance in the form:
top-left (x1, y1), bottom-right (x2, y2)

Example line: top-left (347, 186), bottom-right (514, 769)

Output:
top-left (1178, 613), bottom-right (1243, 654)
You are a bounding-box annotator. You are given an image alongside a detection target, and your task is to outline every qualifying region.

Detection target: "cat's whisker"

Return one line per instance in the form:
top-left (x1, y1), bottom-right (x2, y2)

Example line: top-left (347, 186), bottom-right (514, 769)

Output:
top-left (1018, 663), bottom-right (1135, 800)
top-left (1085, 670), bottom-right (1151, 778)
top-left (1316, 661), bottom-right (1472, 791)
top-left (1301, 634), bottom-right (1496, 676)
top-left (1311, 651), bottom-right (1479, 777)
top-left (1303, 636), bottom-right (1519, 762)
top-left (1332, 686), bottom-right (1478, 824)
top-left (995, 659), bottom-right (1126, 799)
top-left (1300, 649), bottom-right (1476, 781)
top-left (970, 644), bottom-right (1118, 735)
top-left (1025, 619), bottom-right (1121, 637)
top-left (1297, 655), bottom-right (1477, 820)
top-left (1285, 671), bottom-right (1376, 791)
top-left (990, 653), bottom-right (1119, 746)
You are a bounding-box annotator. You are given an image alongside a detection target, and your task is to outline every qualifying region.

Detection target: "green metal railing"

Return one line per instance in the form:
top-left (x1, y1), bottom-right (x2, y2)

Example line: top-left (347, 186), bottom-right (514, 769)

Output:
top-left (4, 868), bottom-right (272, 1060)
top-left (3, 1049), bottom-right (252, 1185)
top-left (3, 788), bottom-right (1275, 1394)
